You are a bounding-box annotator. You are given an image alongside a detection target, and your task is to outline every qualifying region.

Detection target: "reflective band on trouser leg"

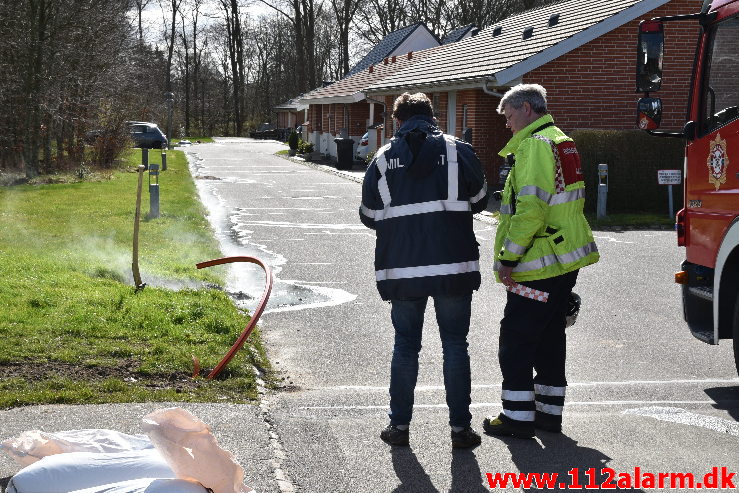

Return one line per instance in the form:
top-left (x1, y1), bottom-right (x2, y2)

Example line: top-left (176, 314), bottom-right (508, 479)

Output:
top-left (444, 135), bottom-right (459, 201)
top-left (534, 384), bottom-right (566, 396)
top-left (535, 384), bottom-right (565, 417)
top-left (501, 389), bottom-right (535, 422)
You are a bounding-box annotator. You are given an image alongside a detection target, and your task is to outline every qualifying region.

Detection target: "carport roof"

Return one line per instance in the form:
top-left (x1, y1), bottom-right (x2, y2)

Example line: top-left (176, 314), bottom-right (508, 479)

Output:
top-left (364, 0), bottom-right (672, 94)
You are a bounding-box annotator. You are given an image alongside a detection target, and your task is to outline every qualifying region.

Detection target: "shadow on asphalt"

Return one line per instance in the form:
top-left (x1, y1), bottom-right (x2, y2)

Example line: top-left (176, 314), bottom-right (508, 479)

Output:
top-left (391, 447), bottom-right (439, 492)
top-left (450, 448), bottom-right (490, 492)
top-left (705, 385), bottom-right (739, 422)
top-left (499, 432), bottom-right (647, 492)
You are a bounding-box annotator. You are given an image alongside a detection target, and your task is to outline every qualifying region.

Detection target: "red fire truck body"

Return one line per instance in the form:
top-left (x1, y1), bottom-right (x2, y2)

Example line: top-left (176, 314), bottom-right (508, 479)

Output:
top-left (636, 0), bottom-right (739, 372)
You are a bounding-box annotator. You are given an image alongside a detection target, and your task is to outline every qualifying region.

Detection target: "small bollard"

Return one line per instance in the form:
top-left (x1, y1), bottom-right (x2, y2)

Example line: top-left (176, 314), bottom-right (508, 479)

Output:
top-left (161, 151), bottom-right (167, 171)
top-left (142, 148), bottom-right (149, 170)
top-left (597, 163), bottom-right (608, 219)
top-left (148, 164), bottom-right (160, 219)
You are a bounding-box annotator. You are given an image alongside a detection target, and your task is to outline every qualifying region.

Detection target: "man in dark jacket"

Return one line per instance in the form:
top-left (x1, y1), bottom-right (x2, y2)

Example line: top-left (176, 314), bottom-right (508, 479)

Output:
top-left (359, 92), bottom-right (488, 448)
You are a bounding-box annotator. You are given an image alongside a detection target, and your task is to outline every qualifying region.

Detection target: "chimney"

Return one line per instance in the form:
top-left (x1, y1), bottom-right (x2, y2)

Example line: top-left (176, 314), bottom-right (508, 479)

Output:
top-left (369, 65), bottom-right (374, 73)
top-left (391, 55), bottom-right (396, 63)
top-left (383, 57), bottom-right (389, 65)
top-left (407, 51), bottom-right (413, 60)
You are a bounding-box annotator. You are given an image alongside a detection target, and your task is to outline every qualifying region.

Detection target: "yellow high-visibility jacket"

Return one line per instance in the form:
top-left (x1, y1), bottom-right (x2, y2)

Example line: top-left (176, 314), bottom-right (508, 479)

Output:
top-left (494, 114), bottom-right (599, 281)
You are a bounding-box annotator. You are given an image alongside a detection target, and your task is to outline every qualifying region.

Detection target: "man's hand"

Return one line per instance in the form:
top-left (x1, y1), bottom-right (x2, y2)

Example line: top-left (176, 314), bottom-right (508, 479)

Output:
top-left (499, 264), bottom-right (515, 288)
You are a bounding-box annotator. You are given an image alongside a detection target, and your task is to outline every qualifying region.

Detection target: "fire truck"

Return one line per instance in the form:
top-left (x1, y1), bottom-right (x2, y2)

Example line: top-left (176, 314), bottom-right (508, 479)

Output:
top-left (635, 0), bottom-right (739, 374)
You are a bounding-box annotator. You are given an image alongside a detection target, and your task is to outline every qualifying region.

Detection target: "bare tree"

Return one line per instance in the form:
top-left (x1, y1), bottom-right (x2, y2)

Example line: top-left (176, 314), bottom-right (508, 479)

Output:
top-left (353, 0), bottom-right (409, 45)
top-left (160, 0), bottom-right (184, 92)
top-left (330, 0), bottom-right (359, 77)
top-left (133, 0), bottom-right (152, 42)
top-left (219, 0), bottom-right (246, 134)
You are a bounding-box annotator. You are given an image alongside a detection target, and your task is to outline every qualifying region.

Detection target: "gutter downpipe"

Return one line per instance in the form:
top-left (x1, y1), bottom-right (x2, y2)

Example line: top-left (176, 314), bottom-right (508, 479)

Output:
top-left (482, 77), bottom-right (507, 99)
top-left (364, 95), bottom-right (387, 147)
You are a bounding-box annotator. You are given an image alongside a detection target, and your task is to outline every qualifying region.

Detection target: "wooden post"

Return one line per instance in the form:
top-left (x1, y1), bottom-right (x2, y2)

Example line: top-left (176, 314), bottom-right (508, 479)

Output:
top-left (132, 165), bottom-right (145, 289)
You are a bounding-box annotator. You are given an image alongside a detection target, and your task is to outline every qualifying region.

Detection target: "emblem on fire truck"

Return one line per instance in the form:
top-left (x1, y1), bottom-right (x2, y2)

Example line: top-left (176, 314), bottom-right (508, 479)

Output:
top-left (707, 133), bottom-right (729, 191)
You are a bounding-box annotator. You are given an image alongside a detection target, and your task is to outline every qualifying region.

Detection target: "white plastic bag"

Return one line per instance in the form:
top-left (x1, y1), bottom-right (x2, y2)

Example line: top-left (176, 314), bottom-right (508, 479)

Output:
top-left (1, 429), bottom-right (153, 467)
top-left (141, 408), bottom-right (253, 493)
top-left (6, 449), bottom-right (173, 493)
top-left (69, 478), bottom-right (208, 493)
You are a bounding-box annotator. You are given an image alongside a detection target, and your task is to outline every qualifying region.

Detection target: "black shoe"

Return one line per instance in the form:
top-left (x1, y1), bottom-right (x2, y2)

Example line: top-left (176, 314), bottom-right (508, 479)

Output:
top-left (380, 424), bottom-right (409, 446)
top-left (482, 413), bottom-right (535, 439)
top-left (451, 426), bottom-right (481, 448)
top-left (535, 412), bottom-right (562, 433)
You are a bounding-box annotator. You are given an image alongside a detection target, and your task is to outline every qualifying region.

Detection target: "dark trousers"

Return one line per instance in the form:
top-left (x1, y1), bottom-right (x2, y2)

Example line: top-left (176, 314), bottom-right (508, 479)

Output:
top-left (389, 293), bottom-right (473, 428)
top-left (498, 270), bottom-right (579, 423)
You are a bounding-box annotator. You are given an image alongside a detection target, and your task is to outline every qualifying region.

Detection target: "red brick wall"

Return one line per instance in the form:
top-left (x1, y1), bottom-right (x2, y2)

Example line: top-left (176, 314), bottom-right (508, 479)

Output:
top-left (456, 89), bottom-right (509, 186)
top-left (525, 0), bottom-right (702, 132)
top-left (349, 103), bottom-right (371, 135)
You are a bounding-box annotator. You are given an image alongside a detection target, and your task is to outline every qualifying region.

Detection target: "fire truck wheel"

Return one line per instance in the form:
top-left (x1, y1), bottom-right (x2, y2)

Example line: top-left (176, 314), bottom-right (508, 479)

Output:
top-left (733, 291), bottom-right (739, 377)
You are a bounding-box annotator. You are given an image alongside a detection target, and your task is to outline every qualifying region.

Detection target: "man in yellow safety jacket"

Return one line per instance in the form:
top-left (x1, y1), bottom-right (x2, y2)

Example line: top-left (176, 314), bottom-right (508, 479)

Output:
top-left (483, 84), bottom-right (599, 439)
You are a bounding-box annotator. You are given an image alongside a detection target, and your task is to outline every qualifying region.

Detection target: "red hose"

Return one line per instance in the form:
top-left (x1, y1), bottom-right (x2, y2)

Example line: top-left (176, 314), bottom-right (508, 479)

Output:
top-left (194, 256), bottom-right (273, 379)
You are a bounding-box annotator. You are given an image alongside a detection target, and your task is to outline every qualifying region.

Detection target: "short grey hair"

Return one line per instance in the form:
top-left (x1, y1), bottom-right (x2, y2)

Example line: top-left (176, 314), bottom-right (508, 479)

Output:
top-left (496, 84), bottom-right (548, 115)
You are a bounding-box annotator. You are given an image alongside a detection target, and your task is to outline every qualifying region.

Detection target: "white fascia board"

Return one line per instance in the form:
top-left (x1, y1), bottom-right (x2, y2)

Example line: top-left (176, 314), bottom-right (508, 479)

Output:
top-left (298, 92), bottom-right (366, 105)
top-left (365, 79), bottom-right (486, 96)
top-left (493, 0), bottom-right (671, 86)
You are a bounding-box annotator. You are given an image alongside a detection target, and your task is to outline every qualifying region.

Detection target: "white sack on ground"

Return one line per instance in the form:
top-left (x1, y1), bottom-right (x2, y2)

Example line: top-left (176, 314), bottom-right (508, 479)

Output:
top-left (6, 449), bottom-right (174, 493)
top-left (141, 408), bottom-right (254, 493)
top-left (1, 429), bottom-right (153, 467)
top-left (68, 478), bottom-right (209, 493)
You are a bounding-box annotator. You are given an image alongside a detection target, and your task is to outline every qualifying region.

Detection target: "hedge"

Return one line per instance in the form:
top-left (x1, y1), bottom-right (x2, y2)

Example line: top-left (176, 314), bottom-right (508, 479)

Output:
top-left (571, 129), bottom-right (685, 214)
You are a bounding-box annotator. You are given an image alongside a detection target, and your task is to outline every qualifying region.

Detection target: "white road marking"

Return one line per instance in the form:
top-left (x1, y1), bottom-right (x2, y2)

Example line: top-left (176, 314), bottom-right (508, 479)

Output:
top-left (623, 406), bottom-right (739, 437)
top-left (316, 378), bottom-right (739, 392)
top-left (593, 235), bottom-right (635, 244)
top-left (299, 401), bottom-right (722, 411)
top-left (240, 220), bottom-right (366, 230)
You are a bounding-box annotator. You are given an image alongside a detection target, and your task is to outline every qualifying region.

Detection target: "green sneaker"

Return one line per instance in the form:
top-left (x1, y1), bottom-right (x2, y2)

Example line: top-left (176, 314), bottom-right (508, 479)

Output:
top-left (482, 413), bottom-right (535, 439)
top-left (380, 424), bottom-right (409, 446)
top-left (451, 427), bottom-right (481, 448)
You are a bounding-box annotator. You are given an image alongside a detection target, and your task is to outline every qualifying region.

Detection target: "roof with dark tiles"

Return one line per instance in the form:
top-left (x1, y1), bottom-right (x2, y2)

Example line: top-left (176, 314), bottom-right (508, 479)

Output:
top-left (364, 0), bottom-right (677, 94)
top-left (347, 23), bottom-right (440, 77)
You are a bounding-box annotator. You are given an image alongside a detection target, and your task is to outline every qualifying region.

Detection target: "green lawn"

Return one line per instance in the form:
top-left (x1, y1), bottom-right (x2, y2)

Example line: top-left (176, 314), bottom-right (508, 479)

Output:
top-left (0, 149), bottom-right (270, 408)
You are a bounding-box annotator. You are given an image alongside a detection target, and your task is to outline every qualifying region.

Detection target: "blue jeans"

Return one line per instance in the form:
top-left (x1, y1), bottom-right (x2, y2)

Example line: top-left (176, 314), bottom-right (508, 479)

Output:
top-left (389, 293), bottom-right (473, 428)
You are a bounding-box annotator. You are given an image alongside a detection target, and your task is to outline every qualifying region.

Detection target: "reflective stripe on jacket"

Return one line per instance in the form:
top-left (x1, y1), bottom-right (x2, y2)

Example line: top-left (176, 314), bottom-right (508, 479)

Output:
top-left (359, 115), bottom-right (488, 300)
top-left (494, 114), bottom-right (599, 282)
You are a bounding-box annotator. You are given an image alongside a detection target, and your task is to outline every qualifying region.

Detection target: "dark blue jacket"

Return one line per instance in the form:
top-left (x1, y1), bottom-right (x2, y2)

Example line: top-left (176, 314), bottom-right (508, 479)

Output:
top-left (359, 115), bottom-right (488, 300)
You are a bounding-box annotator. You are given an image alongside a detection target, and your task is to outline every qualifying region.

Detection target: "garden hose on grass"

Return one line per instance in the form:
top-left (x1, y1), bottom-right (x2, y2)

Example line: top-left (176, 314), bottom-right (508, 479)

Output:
top-left (192, 256), bottom-right (273, 379)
